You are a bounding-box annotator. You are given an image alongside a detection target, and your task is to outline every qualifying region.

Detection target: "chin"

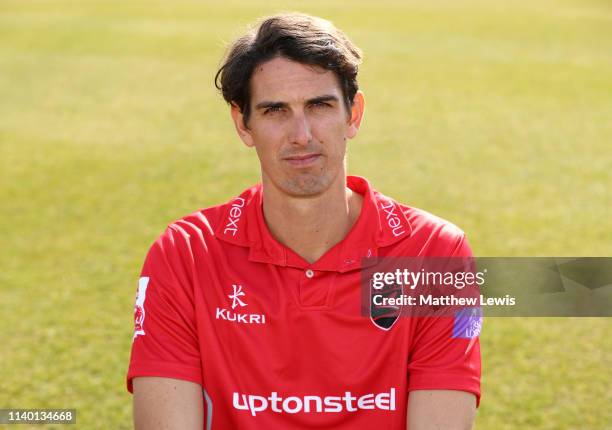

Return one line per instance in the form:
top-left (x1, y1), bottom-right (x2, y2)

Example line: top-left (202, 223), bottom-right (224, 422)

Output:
top-left (280, 173), bottom-right (332, 197)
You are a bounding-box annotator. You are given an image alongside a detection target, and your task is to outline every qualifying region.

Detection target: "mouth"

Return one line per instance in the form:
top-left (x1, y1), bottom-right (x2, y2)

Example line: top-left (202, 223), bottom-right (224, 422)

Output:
top-left (282, 153), bottom-right (322, 167)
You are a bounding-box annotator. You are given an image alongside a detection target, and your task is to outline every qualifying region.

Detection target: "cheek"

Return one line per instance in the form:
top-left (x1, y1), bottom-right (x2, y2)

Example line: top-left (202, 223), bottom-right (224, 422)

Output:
top-left (319, 111), bottom-right (349, 135)
top-left (251, 122), bottom-right (279, 142)
top-left (250, 128), bottom-right (283, 165)
top-left (316, 118), bottom-right (349, 152)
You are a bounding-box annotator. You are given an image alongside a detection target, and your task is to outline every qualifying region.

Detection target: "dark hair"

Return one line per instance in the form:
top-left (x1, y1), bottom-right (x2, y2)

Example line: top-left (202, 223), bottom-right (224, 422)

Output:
top-left (214, 13), bottom-right (362, 126)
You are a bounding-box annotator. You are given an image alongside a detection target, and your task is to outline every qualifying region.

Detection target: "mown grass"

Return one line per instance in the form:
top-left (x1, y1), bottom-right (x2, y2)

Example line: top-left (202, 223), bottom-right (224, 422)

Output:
top-left (1, 0), bottom-right (611, 428)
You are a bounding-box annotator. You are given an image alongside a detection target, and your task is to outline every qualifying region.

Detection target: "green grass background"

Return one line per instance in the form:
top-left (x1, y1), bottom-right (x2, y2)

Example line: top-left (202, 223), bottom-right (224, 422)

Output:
top-left (1, 0), bottom-right (611, 428)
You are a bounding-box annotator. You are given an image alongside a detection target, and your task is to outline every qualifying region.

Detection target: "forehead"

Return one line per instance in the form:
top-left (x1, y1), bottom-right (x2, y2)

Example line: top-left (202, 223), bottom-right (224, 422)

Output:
top-left (249, 56), bottom-right (342, 103)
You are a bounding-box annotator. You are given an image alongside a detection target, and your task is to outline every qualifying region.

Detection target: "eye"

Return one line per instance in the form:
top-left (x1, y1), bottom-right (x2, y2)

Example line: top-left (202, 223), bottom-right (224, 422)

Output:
top-left (264, 106), bottom-right (283, 115)
top-left (311, 101), bottom-right (331, 109)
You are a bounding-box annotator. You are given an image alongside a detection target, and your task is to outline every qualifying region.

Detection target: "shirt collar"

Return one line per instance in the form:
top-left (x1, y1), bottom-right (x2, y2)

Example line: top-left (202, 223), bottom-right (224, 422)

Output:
top-left (214, 175), bottom-right (412, 272)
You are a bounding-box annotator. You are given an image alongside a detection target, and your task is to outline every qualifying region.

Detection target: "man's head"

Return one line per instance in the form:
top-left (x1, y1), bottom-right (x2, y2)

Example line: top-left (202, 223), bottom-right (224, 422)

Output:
top-left (215, 13), bottom-right (365, 197)
top-left (215, 13), bottom-right (362, 126)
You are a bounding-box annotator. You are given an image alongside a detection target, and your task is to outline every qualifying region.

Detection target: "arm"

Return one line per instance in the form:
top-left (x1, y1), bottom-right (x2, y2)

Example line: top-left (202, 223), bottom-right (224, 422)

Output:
top-left (127, 228), bottom-right (205, 426)
top-left (406, 234), bottom-right (482, 429)
top-left (133, 377), bottom-right (203, 430)
top-left (407, 390), bottom-right (476, 430)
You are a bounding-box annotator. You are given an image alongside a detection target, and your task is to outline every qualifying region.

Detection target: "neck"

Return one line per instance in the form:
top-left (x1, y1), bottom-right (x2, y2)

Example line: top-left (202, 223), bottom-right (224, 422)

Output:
top-left (262, 176), bottom-right (363, 264)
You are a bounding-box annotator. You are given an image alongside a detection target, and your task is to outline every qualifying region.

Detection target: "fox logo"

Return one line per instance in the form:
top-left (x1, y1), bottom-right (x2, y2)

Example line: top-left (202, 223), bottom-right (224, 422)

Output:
top-left (133, 277), bottom-right (149, 340)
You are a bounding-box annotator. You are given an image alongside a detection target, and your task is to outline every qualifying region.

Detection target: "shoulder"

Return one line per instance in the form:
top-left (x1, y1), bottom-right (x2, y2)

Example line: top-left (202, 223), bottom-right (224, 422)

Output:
top-left (362, 175), bottom-right (471, 256)
top-left (167, 204), bottom-right (226, 242)
top-left (402, 204), bottom-right (465, 239)
top-left (140, 206), bottom-right (225, 274)
top-left (399, 202), bottom-right (470, 256)
top-left (150, 183), bottom-right (260, 254)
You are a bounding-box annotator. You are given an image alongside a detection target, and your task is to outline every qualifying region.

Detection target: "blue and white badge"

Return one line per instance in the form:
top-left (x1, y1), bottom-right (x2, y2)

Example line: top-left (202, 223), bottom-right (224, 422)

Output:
top-left (452, 307), bottom-right (483, 339)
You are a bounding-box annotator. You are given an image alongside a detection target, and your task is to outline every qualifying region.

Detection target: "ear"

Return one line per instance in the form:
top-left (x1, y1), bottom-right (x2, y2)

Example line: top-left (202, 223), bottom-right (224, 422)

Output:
top-left (230, 103), bottom-right (255, 147)
top-left (345, 90), bottom-right (365, 140)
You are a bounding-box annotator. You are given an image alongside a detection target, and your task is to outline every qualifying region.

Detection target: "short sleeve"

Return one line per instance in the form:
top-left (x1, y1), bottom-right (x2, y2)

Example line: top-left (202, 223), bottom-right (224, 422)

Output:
top-left (126, 226), bottom-right (203, 393)
top-left (407, 234), bottom-right (482, 405)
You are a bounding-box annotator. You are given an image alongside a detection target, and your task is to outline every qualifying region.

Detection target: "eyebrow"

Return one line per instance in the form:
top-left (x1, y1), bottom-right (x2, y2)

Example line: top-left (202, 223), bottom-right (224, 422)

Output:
top-left (255, 94), bottom-right (340, 110)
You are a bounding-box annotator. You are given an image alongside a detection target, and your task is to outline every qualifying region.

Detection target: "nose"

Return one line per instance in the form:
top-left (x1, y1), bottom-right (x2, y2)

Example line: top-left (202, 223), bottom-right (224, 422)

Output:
top-left (288, 113), bottom-right (312, 146)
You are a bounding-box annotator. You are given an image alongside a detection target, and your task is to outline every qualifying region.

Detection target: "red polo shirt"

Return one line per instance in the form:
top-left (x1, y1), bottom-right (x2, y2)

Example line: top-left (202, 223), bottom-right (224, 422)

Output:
top-left (127, 175), bottom-right (481, 429)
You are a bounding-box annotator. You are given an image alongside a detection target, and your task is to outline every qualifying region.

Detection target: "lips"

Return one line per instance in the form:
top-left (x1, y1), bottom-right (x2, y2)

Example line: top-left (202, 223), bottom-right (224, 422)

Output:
top-left (283, 153), bottom-right (322, 167)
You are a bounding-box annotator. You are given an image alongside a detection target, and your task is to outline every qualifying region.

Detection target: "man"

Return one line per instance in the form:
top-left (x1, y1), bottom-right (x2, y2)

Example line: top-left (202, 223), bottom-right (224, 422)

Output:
top-left (127, 13), bottom-right (481, 430)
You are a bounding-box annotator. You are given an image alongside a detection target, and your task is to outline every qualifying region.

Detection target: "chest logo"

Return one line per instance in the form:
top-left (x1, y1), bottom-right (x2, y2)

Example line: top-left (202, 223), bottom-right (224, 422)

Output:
top-left (229, 284), bottom-right (247, 309)
top-left (216, 284), bottom-right (266, 325)
top-left (370, 281), bottom-right (402, 331)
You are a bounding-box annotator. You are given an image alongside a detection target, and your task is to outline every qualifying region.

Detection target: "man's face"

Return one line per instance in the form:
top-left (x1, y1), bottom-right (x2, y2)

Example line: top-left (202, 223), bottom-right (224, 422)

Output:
top-left (231, 56), bottom-right (364, 197)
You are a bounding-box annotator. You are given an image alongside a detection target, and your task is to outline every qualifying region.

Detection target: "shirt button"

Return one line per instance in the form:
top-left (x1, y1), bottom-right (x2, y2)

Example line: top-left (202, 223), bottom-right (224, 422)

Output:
top-left (305, 269), bottom-right (314, 279)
